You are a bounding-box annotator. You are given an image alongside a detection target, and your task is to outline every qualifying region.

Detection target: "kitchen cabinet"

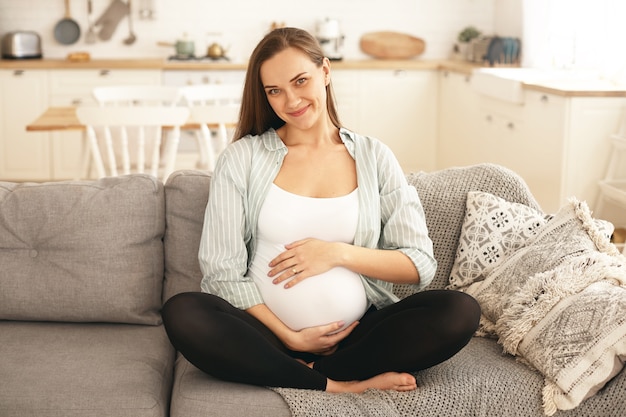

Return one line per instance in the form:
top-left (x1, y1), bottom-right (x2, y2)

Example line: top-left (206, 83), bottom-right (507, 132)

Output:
top-left (0, 69), bottom-right (50, 181)
top-left (333, 69), bottom-right (438, 173)
top-left (438, 70), bottom-right (626, 214)
top-left (48, 69), bottom-right (162, 180)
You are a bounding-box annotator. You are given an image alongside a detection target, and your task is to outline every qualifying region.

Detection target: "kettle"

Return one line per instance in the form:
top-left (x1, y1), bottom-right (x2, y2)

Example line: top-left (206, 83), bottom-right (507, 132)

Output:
top-left (206, 42), bottom-right (228, 59)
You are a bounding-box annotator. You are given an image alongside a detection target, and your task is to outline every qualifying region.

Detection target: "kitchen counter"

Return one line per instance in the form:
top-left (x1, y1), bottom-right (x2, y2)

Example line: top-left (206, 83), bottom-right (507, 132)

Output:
top-left (0, 57), bottom-right (446, 71)
top-left (2, 58), bottom-right (624, 97)
top-left (521, 80), bottom-right (626, 97)
top-left (0, 58), bottom-right (170, 70)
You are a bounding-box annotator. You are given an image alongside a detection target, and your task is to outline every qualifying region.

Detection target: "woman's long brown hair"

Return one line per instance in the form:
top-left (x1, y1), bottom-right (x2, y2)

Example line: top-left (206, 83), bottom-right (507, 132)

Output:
top-left (233, 27), bottom-right (342, 141)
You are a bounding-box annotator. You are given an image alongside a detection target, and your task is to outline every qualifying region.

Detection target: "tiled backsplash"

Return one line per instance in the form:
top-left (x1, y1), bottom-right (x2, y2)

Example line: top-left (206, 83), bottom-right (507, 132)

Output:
top-left (0, 0), bottom-right (500, 61)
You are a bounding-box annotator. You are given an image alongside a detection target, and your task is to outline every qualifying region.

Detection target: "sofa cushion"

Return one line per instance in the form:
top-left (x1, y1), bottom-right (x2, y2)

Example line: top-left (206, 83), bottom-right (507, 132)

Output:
top-left (169, 356), bottom-right (290, 417)
top-left (0, 321), bottom-right (175, 417)
top-left (0, 175), bottom-right (164, 324)
top-left (163, 170), bottom-right (211, 302)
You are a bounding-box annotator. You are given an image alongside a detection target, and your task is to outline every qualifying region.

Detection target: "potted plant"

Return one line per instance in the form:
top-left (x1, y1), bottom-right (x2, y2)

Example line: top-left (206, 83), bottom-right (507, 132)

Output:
top-left (454, 26), bottom-right (481, 60)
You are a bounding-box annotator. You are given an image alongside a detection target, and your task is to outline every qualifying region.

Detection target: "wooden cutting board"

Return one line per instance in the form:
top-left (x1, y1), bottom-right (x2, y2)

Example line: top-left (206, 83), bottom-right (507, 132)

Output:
top-left (360, 31), bottom-right (425, 59)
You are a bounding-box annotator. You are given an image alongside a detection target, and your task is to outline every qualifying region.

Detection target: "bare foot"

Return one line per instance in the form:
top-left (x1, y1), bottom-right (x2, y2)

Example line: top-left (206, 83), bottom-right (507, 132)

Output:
top-left (326, 372), bottom-right (417, 393)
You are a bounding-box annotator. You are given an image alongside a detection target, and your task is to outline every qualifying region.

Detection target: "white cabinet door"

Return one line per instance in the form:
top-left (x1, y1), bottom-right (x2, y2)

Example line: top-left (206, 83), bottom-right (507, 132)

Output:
top-left (0, 69), bottom-right (50, 181)
top-left (48, 69), bottom-right (162, 180)
top-left (521, 91), bottom-right (567, 212)
top-left (333, 69), bottom-right (438, 173)
top-left (357, 69), bottom-right (438, 173)
top-left (437, 70), bottom-right (481, 168)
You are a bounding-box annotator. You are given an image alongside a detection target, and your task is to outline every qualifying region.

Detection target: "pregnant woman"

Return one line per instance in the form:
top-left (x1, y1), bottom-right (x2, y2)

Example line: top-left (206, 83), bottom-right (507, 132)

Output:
top-left (162, 27), bottom-right (480, 393)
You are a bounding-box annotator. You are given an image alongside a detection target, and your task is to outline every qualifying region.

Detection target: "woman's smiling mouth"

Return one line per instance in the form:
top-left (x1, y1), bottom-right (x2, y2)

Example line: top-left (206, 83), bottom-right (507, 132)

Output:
top-left (288, 105), bottom-right (310, 117)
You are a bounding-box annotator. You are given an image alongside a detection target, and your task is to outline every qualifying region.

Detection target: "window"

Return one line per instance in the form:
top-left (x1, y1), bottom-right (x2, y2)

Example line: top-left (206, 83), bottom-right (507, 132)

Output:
top-left (523, 0), bottom-right (626, 79)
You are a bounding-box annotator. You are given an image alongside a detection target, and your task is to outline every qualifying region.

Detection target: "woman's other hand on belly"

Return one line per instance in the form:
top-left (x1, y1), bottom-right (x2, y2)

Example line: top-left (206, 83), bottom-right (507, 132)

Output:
top-left (268, 238), bottom-right (344, 288)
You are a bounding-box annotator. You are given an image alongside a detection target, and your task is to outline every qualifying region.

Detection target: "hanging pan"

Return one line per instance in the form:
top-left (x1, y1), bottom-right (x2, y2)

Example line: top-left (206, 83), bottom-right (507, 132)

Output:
top-left (54, 0), bottom-right (81, 45)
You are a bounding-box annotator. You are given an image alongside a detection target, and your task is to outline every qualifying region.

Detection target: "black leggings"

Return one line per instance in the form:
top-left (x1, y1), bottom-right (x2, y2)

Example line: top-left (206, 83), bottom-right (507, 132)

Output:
top-left (161, 289), bottom-right (480, 390)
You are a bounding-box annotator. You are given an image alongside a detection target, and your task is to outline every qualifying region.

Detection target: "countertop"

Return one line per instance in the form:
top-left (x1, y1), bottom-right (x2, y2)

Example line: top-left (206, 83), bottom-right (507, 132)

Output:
top-left (0, 57), bottom-right (450, 71)
top-left (1, 57), bottom-right (624, 97)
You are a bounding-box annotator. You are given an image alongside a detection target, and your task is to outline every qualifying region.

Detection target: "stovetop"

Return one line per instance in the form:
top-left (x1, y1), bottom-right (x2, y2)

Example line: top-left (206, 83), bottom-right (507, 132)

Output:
top-left (167, 55), bottom-right (230, 62)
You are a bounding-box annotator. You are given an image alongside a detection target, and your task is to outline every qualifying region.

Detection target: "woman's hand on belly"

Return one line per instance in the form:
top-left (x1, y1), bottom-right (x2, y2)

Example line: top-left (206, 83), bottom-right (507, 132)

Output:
top-left (268, 238), bottom-right (342, 288)
top-left (287, 320), bottom-right (360, 355)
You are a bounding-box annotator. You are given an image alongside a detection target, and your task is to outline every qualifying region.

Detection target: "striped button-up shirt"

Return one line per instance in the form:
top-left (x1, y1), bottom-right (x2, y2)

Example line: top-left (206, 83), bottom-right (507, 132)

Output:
top-left (198, 128), bottom-right (436, 310)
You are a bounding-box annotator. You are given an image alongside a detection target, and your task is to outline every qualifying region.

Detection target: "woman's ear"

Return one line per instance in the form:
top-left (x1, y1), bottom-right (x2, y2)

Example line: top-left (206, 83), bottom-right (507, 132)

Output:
top-left (322, 57), bottom-right (331, 86)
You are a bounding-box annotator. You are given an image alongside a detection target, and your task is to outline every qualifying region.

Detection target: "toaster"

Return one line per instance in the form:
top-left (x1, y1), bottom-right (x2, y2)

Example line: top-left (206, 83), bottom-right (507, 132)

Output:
top-left (2, 31), bottom-right (42, 59)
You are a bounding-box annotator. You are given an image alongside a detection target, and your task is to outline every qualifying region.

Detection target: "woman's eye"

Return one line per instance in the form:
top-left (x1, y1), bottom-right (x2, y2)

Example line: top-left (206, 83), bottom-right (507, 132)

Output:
top-left (267, 88), bottom-right (280, 96)
top-left (296, 78), bottom-right (307, 86)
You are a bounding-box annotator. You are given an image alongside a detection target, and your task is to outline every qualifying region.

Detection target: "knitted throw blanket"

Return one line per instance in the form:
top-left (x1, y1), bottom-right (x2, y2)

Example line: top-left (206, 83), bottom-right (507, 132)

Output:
top-left (270, 386), bottom-right (421, 417)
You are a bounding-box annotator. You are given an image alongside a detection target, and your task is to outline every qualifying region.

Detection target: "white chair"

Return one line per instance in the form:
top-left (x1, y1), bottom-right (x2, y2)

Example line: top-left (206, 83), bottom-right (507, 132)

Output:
top-left (75, 106), bottom-right (190, 182)
top-left (180, 84), bottom-right (242, 171)
top-left (77, 85), bottom-right (184, 179)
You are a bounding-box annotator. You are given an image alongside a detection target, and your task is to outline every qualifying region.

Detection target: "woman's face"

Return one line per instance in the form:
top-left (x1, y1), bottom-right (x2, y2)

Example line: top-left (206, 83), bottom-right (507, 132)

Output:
top-left (260, 47), bottom-right (330, 132)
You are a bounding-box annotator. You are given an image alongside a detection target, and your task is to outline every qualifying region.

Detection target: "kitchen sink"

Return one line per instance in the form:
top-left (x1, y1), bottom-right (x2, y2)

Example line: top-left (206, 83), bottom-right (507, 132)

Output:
top-left (470, 67), bottom-right (614, 104)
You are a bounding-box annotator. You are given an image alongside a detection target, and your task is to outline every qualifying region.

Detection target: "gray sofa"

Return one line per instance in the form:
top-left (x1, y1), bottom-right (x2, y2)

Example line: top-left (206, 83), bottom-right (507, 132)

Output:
top-left (1, 164), bottom-right (624, 417)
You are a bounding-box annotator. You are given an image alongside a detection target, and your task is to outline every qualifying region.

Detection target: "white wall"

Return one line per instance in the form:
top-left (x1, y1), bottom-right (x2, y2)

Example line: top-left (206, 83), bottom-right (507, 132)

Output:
top-left (0, 0), bottom-right (498, 62)
top-left (494, 0), bottom-right (523, 38)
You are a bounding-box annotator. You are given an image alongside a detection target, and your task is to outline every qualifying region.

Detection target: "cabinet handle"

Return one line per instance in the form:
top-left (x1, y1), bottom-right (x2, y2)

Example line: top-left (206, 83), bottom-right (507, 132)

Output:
top-left (486, 115), bottom-right (493, 122)
top-left (507, 122), bottom-right (515, 130)
top-left (393, 69), bottom-right (407, 77)
top-left (464, 75), bottom-right (471, 83)
top-left (540, 95), bottom-right (549, 103)
top-left (443, 71), bottom-right (449, 78)
top-left (13, 70), bottom-right (24, 76)
top-left (99, 69), bottom-right (111, 76)
top-left (71, 99), bottom-right (83, 106)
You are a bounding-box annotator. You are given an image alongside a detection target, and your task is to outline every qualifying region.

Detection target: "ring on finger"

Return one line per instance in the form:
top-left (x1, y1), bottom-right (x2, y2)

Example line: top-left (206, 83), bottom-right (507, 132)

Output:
top-left (292, 267), bottom-right (298, 275)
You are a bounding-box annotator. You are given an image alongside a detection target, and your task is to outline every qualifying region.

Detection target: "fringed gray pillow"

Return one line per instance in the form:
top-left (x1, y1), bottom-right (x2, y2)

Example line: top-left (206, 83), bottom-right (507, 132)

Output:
top-left (465, 198), bottom-right (626, 415)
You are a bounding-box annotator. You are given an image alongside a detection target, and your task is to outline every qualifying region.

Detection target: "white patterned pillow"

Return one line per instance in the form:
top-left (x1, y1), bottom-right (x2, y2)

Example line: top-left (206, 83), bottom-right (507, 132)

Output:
top-left (466, 198), bottom-right (626, 415)
top-left (447, 191), bottom-right (547, 290)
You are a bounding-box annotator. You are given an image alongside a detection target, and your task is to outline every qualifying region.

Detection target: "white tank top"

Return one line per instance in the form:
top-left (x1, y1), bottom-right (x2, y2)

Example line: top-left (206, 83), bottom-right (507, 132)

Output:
top-left (249, 184), bottom-right (368, 332)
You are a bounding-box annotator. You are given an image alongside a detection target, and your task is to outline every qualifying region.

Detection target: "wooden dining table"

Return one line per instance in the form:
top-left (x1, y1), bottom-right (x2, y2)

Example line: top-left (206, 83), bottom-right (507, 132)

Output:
top-left (26, 106), bottom-right (85, 132)
top-left (26, 106), bottom-right (205, 132)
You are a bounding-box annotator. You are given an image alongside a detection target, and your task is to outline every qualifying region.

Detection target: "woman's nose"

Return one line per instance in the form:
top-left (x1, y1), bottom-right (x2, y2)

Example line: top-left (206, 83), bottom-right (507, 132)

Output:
top-left (284, 88), bottom-right (301, 108)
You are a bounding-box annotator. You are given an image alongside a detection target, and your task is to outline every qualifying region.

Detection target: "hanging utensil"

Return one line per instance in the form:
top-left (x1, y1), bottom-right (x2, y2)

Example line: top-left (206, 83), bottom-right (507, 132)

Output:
top-left (95, 0), bottom-right (129, 41)
top-left (123, 0), bottom-right (136, 45)
top-left (54, 0), bottom-right (81, 45)
top-left (85, 0), bottom-right (97, 44)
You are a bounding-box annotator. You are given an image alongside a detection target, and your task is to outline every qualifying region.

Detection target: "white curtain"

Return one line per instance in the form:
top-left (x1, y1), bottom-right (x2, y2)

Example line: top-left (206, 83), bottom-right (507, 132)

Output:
top-left (522, 0), bottom-right (626, 81)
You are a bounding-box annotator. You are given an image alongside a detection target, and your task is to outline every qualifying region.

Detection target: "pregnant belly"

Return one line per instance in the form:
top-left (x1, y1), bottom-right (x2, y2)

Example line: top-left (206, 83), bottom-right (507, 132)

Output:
top-left (252, 265), bottom-right (368, 332)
